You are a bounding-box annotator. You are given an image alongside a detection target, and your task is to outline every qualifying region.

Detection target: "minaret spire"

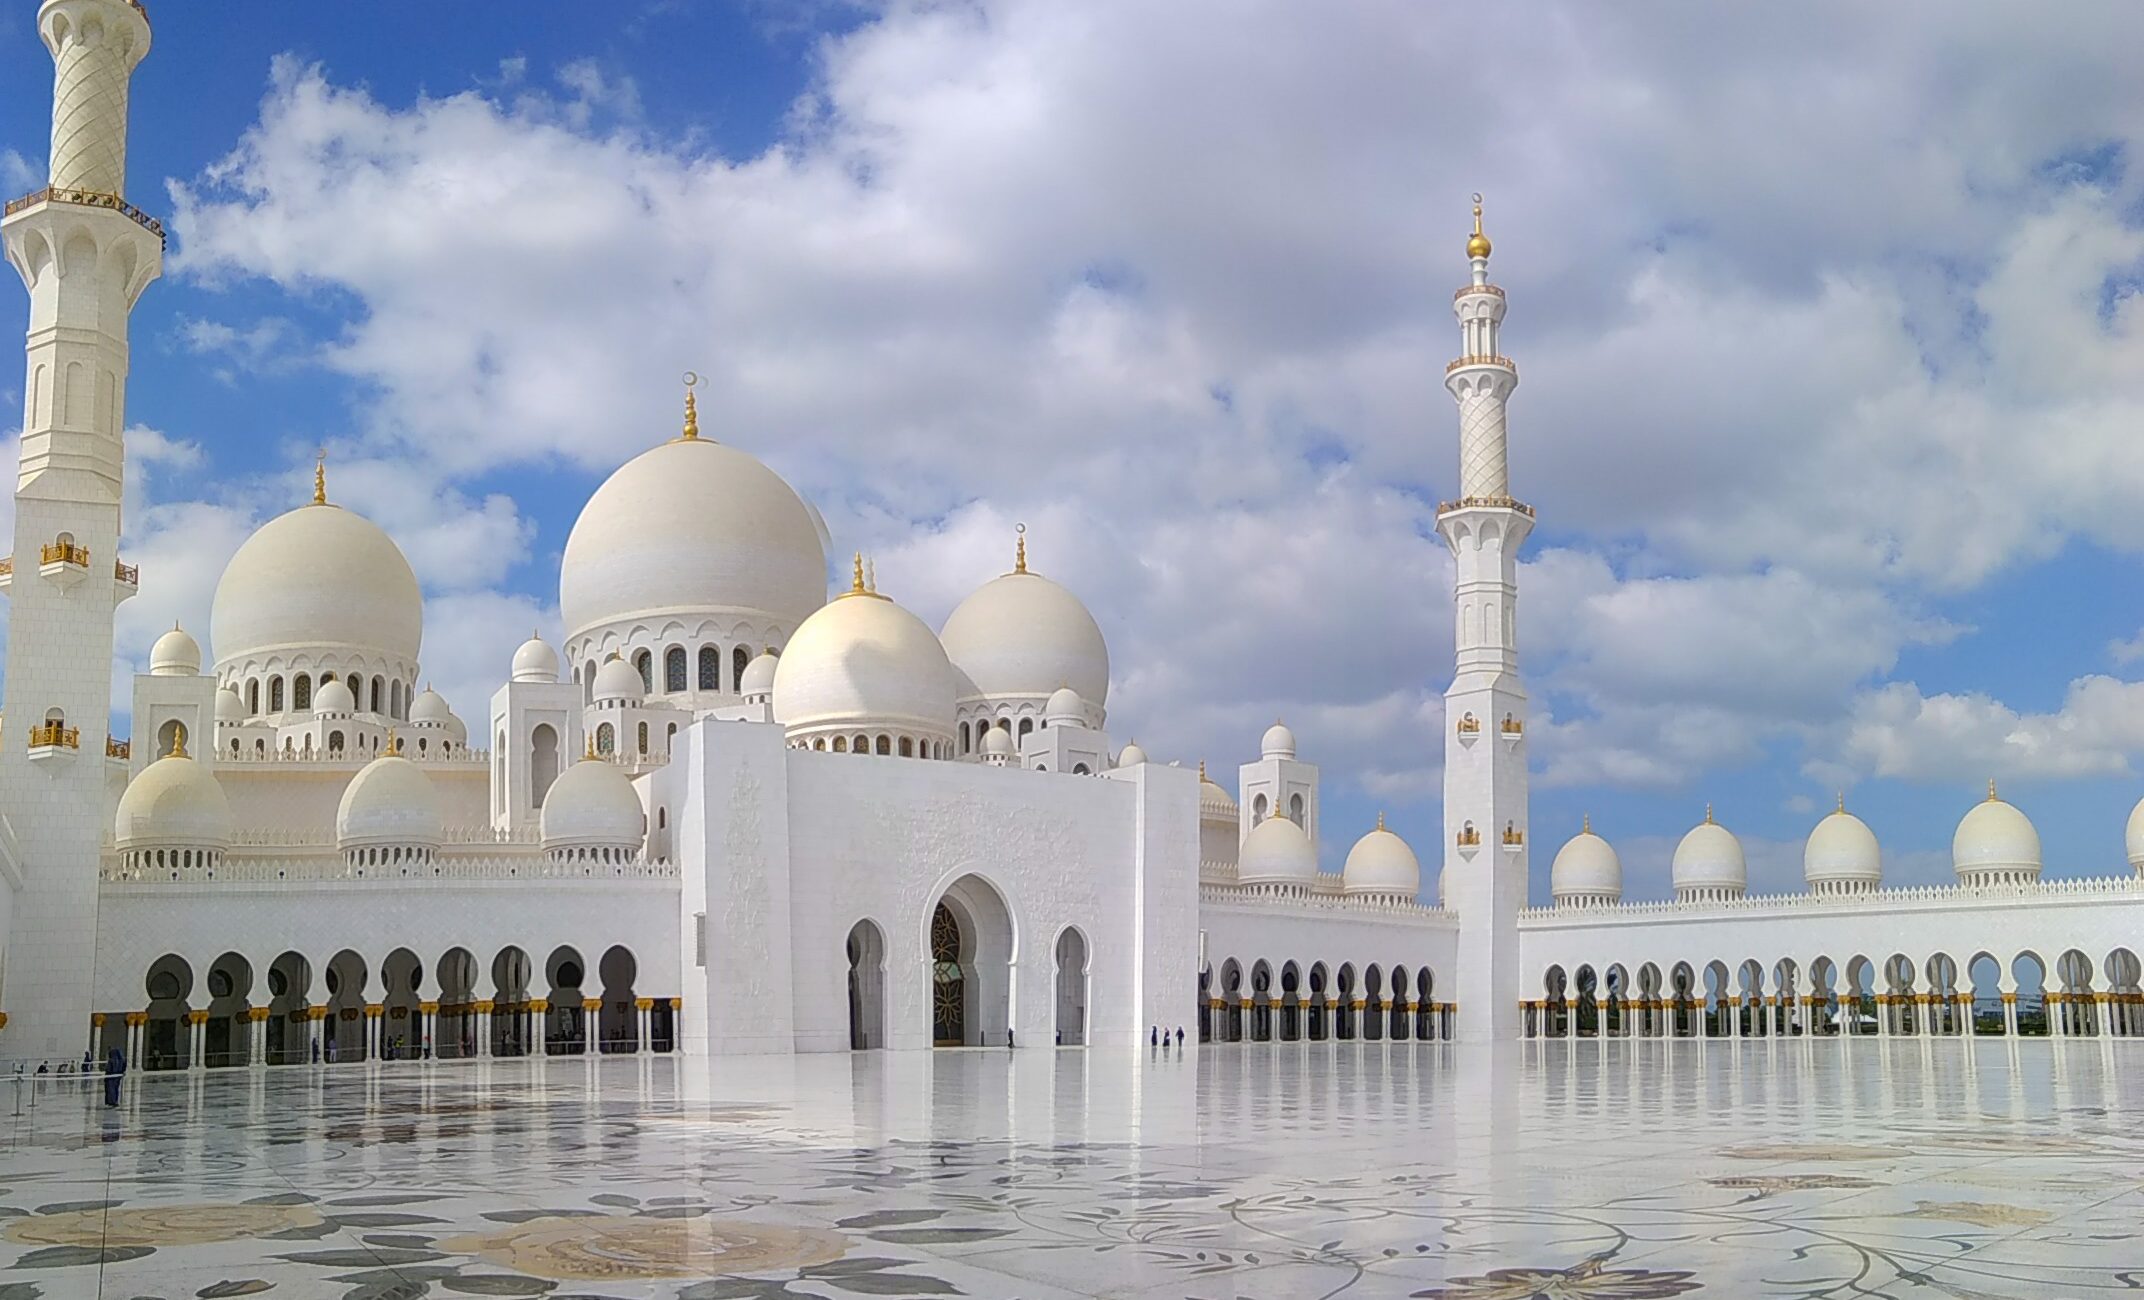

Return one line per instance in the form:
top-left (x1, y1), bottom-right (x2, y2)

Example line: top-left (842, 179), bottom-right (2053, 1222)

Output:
top-left (0, 0), bottom-right (162, 1059)
top-left (1436, 191), bottom-right (1532, 1044)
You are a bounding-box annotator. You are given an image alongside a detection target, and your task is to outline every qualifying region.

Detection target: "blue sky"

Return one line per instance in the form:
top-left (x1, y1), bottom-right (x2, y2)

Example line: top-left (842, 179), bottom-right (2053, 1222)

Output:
top-left (6, 1), bottom-right (2144, 904)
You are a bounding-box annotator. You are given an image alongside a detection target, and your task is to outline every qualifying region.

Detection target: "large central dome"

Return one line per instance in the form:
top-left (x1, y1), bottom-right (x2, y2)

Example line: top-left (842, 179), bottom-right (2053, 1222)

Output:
top-left (560, 436), bottom-right (829, 642)
top-left (211, 500), bottom-right (423, 669)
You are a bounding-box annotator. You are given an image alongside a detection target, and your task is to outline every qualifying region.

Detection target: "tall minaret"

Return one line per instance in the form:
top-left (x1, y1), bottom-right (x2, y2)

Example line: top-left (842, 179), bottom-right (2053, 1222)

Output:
top-left (1436, 196), bottom-right (1530, 1043)
top-left (0, 0), bottom-right (160, 1060)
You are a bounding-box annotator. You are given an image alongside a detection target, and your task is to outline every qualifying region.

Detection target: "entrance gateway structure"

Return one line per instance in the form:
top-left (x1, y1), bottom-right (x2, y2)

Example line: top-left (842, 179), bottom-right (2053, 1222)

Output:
top-left (2, 3), bottom-right (2142, 1066)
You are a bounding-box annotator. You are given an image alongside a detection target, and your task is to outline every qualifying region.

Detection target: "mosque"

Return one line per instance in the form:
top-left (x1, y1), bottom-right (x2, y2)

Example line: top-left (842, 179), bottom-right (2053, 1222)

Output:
top-left (1, 0), bottom-right (2139, 1073)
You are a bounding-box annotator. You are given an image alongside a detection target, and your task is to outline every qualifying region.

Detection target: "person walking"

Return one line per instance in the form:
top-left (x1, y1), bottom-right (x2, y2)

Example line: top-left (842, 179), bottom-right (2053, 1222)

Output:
top-left (1175, 1026), bottom-right (1185, 1049)
top-left (102, 1046), bottom-right (124, 1108)
top-left (1150, 1025), bottom-right (1159, 1048)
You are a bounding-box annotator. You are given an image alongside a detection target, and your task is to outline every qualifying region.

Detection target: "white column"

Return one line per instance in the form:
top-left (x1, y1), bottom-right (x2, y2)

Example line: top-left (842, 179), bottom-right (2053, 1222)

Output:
top-left (476, 1006), bottom-right (493, 1059)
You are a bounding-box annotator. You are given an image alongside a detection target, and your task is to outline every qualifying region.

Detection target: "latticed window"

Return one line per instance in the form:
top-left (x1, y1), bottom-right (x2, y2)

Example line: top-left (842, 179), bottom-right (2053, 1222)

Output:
top-left (931, 903), bottom-right (965, 1045)
top-left (665, 647), bottom-right (687, 693)
top-left (732, 645), bottom-right (750, 690)
top-left (698, 646), bottom-right (719, 691)
top-left (596, 723), bottom-right (615, 755)
top-left (637, 722), bottom-right (649, 755)
top-left (294, 674), bottom-right (312, 710)
top-left (633, 650), bottom-right (653, 692)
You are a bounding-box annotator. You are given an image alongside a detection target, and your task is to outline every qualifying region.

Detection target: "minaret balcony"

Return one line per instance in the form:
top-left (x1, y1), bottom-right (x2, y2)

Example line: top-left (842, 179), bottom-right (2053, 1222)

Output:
top-left (0, 556), bottom-right (11, 593)
top-left (1445, 353), bottom-right (1517, 377)
top-left (38, 541), bottom-right (89, 589)
top-left (1453, 283), bottom-right (1506, 301)
top-left (3, 185), bottom-right (167, 248)
top-left (1435, 495), bottom-right (1535, 518)
top-left (113, 559), bottom-right (138, 602)
top-left (106, 736), bottom-right (130, 761)
top-left (28, 722), bottom-right (80, 761)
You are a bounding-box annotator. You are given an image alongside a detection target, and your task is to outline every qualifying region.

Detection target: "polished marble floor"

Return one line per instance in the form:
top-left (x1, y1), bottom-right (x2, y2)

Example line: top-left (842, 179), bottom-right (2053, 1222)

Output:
top-left (2, 1039), bottom-right (2142, 1298)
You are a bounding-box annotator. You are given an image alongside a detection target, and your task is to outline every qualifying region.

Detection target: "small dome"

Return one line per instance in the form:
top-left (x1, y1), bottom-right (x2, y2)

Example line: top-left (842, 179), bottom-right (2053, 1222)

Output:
top-left (410, 686), bottom-right (452, 724)
top-left (980, 722), bottom-right (1014, 757)
top-left (2127, 794), bottom-right (2144, 873)
top-left (592, 655), bottom-right (645, 704)
top-left (560, 435), bottom-right (827, 643)
top-left (939, 554), bottom-right (1110, 709)
top-left (1260, 720), bottom-right (1296, 760)
top-left (1044, 685), bottom-right (1085, 726)
top-left (1804, 802), bottom-right (1881, 886)
top-left (738, 651), bottom-right (779, 700)
top-left (149, 624), bottom-right (200, 676)
top-left (1343, 816), bottom-right (1420, 898)
top-left (1115, 740), bottom-right (1148, 767)
top-left (1672, 810), bottom-right (1747, 895)
top-left (115, 751), bottom-right (233, 851)
top-left (211, 499), bottom-right (422, 671)
top-left (314, 678), bottom-right (356, 714)
top-left (336, 751), bottom-right (444, 849)
top-left (540, 756), bottom-right (645, 852)
top-left (511, 633), bottom-right (560, 684)
top-left (1198, 765), bottom-right (1238, 824)
top-left (214, 687), bottom-right (245, 722)
top-left (1953, 785), bottom-right (2040, 882)
top-left (773, 584), bottom-right (957, 739)
top-left (1550, 823), bottom-right (1621, 903)
top-left (1237, 808), bottom-right (1317, 887)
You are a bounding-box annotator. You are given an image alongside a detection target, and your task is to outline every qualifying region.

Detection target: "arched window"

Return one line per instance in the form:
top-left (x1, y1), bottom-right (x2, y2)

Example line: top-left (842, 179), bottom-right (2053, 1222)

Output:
top-left (876, 735), bottom-right (891, 756)
top-left (269, 676), bottom-right (284, 711)
top-left (1018, 717), bottom-right (1034, 740)
top-left (960, 721), bottom-right (971, 755)
top-left (293, 674), bottom-right (312, 710)
top-left (666, 722), bottom-right (677, 751)
top-left (246, 680), bottom-right (260, 714)
top-left (1290, 793), bottom-right (1305, 823)
top-left (832, 736), bottom-right (847, 753)
top-left (254, 739), bottom-right (265, 755)
top-left (416, 737), bottom-right (428, 755)
top-left (698, 645), bottom-right (719, 691)
top-left (732, 645), bottom-right (750, 691)
top-left (346, 673), bottom-right (361, 700)
top-left (1072, 763), bottom-right (1091, 775)
top-left (582, 661), bottom-right (595, 704)
top-left (854, 734), bottom-right (868, 754)
top-left (637, 722), bottom-right (649, 755)
top-left (899, 737), bottom-right (914, 757)
top-left (813, 738), bottom-right (826, 750)
top-left (665, 646), bottom-right (687, 693)
top-left (390, 680), bottom-right (403, 718)
top-left (596, 723), bottom-right (615, 755)
top-left (328, 731), bottom-right (345, 752)
top-left (633, 649), bottom-right (653, 692)
top-left (370, 676), bottom-right (384, 712)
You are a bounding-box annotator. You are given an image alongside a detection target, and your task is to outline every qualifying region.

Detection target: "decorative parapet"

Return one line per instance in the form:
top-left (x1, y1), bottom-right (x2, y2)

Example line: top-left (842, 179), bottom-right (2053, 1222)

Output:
top-left (216, 746), bottom-right (490, 766)
top-left (1445, 354), bottom-right (1516, 375)
top-left (1453, 283), bottom-right (1506, 301)
top-left (101, 850), bottom-right (677, 886)
top-left (28, 722), bottom-right (79, 749)
top-left (105, 737), bottom-right (129, 759)
top-left (1200, 881), bottom-right (1454, 925)
top-left (1519, 873), bottom-right (2144, 925)
top-left (1435, 494), bottom-right (1535, 518)
top-left (226, 824), bottom-right (541, 849)
top-left (114, 560), bottom-right (138, 585)
top-left (4, 186), bottom-right (166, 246)
top-left (39, 540), bottom-right (88, 567)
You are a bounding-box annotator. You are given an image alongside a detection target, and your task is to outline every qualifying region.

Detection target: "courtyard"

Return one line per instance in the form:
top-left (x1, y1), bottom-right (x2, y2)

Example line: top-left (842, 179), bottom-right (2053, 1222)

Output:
top-left (1, 1041), bottom-right (2140, 1298)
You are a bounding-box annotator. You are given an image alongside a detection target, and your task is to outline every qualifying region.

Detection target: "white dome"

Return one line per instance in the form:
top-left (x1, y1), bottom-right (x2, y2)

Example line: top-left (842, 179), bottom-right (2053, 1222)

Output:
top-left (511, 633), bottom-right (560, 684)
top-left (1115, 740), bottom-right (1148, 767)
top-left (1261, 720), bottom-right (1296, 760)
top-left (1343, 817), bottom-right (1420, 897)
top-left (592, 656), bottom-right (645, 704)
top-left (336, 752), bottom-right (443, 849)
top-left (2127, 794), bottom-right (2144, 873)
top-left (115, 752), bottom-right (232, 851)
top-left (773, 588), bottom-right (957, 739)
top-left (540, 756), bottom-right (645, 852)
top-left (1953, 786), bottom-right (2041, 881)
top-left (1804, 803), bottom-right (1881, 886)
top-left (940, 563), bottom-right (1109, 708)
top-left (1672, 811), bottom-right (1747, 894)
top-left (738, 651), bottom-right (779, 700)
top-left (979, 722), bottom-right (1014, 756)
top-left (211, 501), bottom-right (422, 670)
top-left (410, 686), bottom-right (452, 724)
top-left (1238, 809), bottom-right (1317, 887)
top-left (559, 436), bottom-right (827, 642)
top-left (1550, 824), bottom-right (1621, 902)
top-left (149, 624), bottom-right (200, 676)
top-left (1198, 766), bottom-right (1238, 824)
top-left (1044, 686), bottom-right (1085, 726)
top-left (214, 687), bottom-right (245, 722)
top-left (314, 678), bottom-right (356, 714)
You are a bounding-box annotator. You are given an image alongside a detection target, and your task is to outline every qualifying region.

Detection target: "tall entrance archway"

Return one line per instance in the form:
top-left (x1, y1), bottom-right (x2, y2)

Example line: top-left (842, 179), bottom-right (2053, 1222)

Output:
top-left (847, 920), bottom-right (886, 1050)
top-left (1054, 928), bottom-right (1089, 1046)
top-left (927, 875), bottom-right (1015, 1047)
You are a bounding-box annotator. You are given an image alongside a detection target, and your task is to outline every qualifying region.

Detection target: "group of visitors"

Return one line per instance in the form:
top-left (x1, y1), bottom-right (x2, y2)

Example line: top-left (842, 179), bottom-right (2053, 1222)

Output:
top-left (1149, 1025), bottom-right (1187, 1052)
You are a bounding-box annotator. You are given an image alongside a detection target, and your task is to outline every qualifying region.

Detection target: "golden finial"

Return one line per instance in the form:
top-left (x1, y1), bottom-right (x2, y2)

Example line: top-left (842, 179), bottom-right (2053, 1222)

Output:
top-left (1987, 778), bottom-right (1999, 802)
top-left (312, 448), bottom-right (327, 505)
top-left (1014, 522), bottom-right (1028, 575)
top-left (1704, 803), bottom-right (1714, 825)
top-left (1198, 759), bottom-right (1207, 781)
top-left (848, 552), bottom-right (866, 596)
top-left (680, 371), bottom-right (701, 441)
top-left (1836, 791), bottom-right (1845, 814)
top-left (1582, 812), bottom-right (1591, 834)
top-left (1467, 192), bottom-right (1492, 260)
top-left (169, 721), bottom-right (188, 760)
top-left (585, 734), bottom-right (598, 760)
top-left (865, 557), bottom-right (877, 594)
top-left (1376, 810), bottom-right (1386, 831)
top-left (386, 728), bottom-right (401, 757)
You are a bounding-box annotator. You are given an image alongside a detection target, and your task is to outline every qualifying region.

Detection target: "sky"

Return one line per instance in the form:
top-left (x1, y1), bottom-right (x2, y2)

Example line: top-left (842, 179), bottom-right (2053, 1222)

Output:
top-left (4, 0), bottom-right (2144, 905)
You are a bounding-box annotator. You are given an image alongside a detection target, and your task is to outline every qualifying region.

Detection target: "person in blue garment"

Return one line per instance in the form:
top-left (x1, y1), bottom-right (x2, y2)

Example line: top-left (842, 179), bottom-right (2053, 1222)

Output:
top-left (103, 1046), bottom-right (124, 1107)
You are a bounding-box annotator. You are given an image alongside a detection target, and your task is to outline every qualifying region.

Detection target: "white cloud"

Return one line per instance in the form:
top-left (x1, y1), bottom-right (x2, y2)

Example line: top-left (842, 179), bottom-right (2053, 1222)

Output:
top-left (1834, 676), bottom-right (2144, 784)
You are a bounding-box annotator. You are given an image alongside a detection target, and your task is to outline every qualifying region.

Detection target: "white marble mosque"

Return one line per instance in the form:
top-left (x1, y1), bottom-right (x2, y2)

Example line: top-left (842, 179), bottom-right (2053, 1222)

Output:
top-left (1, 0), bottom-right (2142, 1098)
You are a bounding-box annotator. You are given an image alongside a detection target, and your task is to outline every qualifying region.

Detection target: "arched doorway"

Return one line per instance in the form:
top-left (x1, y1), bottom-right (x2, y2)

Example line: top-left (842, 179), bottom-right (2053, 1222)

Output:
top-left (545, 946), bottom-right (587, 1055)
top-left (144, 954), bottom-right (193, 1071)
top-left (204, 952), bottom-right (252, 1067)
top-left (381, 948), bottom-right (424, 1060)
top-left (927, 875), bottom-right (1015, 1047)
top-left (436, 947), bottom-right (479, 1059)
top-left (847, 920), bottom-right (886, 1050)
top-left (1055, 928), bottom-right (1089, 1046)
top-left (598, 945), bottom-right (638, 1053)
top-left (492, 946), bottom-right (533, 1056)
top-left (324, 950), bottom-right (369, 1062)
top-left (530, 723), bottom-right (559, 809)
top-left (266, 951), bottom-right (313, 1064)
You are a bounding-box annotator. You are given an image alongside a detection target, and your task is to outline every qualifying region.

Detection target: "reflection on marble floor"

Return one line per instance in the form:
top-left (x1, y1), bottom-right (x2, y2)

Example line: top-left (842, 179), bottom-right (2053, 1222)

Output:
top-left (2, 1042), bottom-right (2142, 1298)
